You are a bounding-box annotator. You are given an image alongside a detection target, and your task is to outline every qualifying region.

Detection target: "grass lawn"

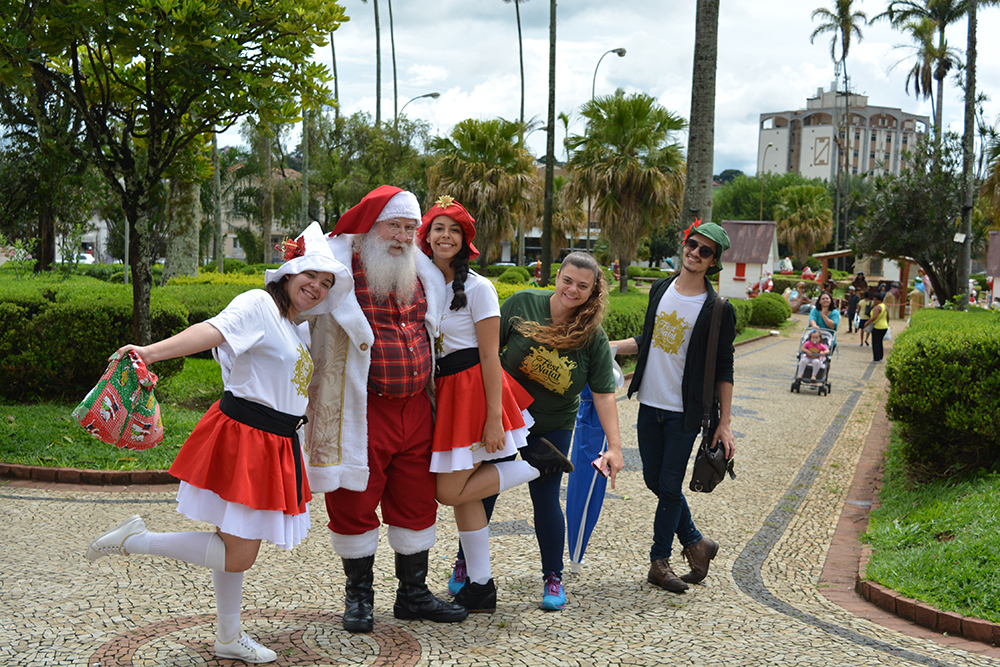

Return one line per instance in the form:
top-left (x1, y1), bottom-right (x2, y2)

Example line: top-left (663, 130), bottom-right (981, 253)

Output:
top-left (864, 424), bottom-right (1000, 623)
top-left (1, 358), bottom-right (223, 471)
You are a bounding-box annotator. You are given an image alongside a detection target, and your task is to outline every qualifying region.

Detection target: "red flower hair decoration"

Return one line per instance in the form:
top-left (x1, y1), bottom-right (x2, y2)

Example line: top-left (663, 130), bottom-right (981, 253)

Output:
top-left (682, 218), bottom-right (703, 242)
top-left (276, 236), bottom-right (306, 261)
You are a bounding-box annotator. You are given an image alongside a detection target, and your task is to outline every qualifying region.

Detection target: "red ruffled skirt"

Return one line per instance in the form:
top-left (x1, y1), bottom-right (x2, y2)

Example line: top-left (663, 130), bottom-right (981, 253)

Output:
top-left (170, 402), bottom-right (311, 516)
top-left (430, 364), bottom-right (534, 473)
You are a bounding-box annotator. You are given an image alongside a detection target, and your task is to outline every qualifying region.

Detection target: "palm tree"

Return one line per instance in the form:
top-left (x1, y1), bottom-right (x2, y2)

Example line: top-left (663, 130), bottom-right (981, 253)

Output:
top-left (387, 0), bottom-right (398, 123)
top-left (359, 0), bottom-right (383, 127)
top-left (874, 0), bottom-right (997, 139)
top-left (680, 0), bottom-right (719, 236)
top-left (890, 18), bottom-right (938, 120)
top-left (565, 92), bottom-right (686, 293)
top-left (503, 0), bottom-right (529, 135)
top-left (550, 175), bottom-right (586, 256)
top-left (810, 0), bottom-right (867, 71)
top-left (427, 118), bottom-right (541, 268)
top-left (773, 184), bottom-right (833, 265)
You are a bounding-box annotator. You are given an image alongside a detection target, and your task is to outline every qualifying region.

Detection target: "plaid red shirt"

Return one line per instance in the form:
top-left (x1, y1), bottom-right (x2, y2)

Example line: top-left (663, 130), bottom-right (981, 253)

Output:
top-left (353, 253), bottom-right (432, 399)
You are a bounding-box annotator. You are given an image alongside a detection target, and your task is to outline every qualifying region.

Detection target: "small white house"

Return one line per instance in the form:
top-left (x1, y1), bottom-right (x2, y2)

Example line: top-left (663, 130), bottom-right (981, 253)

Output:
top-left (717, 220), bottom-right (779, 300)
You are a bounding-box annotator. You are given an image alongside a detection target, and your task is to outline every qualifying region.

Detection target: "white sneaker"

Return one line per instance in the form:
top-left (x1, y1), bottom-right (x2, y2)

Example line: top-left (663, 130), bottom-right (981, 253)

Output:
top-left (86, 515), bottom-right (147, 561)
top-left (214, 632), bottom-right (277, 664)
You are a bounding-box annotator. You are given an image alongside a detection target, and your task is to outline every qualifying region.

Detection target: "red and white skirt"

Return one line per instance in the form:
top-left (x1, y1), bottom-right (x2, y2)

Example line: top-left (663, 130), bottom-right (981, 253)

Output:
top-left (169, 402), bottom-right (311, 549)
top-left (430, 362), bottom-right (533, 473)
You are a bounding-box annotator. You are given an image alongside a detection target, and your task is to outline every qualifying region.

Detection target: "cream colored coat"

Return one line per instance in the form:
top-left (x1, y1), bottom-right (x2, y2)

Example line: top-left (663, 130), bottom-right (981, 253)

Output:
top-left (302, 233), bottom-right (445, 493)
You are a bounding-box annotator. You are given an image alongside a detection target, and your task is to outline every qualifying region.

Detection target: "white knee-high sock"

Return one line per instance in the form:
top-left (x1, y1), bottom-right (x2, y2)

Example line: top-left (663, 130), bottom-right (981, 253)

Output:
top-left (458, 527), bottom-right (492, 585)
top-left (124, 531), bottom-right (227, 571)
top-left (213, 569), bottom-right (244, 643)
top-left (494, 460), bottom-right (540, 493)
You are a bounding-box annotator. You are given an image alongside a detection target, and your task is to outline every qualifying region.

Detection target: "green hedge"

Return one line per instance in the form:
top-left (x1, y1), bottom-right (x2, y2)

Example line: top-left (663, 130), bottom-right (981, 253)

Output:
top-left (748, 291), bottom-right (792, 326)
top-left (158, 283), bottom-right (256, 324)
top-left (497, 266), bottom-right (531, 284)
top-left (602, 292), bottom-right (648, 342)
top-left (885, 309), bottom-right (1000, 478)
top-left (729, 298), bottom-right (752, 333)
top-left (0, 275), bottom-right (188, 401)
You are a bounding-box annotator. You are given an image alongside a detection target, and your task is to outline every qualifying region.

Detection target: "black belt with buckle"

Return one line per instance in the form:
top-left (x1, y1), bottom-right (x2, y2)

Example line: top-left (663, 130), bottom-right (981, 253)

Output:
top-left (435, 348), bottom-right (480, 378)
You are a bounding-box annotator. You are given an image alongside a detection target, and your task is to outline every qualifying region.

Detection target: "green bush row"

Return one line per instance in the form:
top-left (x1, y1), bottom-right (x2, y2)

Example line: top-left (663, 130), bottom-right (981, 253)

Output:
top-left (771, 276), bottom-right (821, 295)
top-left (748, 291), bottom-right (792, 327)
top-left (497, 266), bottom-right (532, 284)
top-left (730, 298), bottom-right (752, 332)
top-left (0, 275), bottom-right (188, 401)
top-left (885, 308), bottom-right (1000, 478)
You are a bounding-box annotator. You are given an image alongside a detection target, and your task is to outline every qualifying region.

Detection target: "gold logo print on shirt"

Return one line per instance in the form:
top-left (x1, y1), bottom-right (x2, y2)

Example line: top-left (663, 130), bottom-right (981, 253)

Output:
top-left (292, 343), bottom-right (314, 396)
top-left (520, 346), bottom-right (577, 395)
top-left (652, 310), bottom-right (690, 355)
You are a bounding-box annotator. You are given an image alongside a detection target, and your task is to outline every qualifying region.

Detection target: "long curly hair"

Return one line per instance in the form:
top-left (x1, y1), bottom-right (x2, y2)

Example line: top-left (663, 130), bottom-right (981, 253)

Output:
top-left (515, 252), bottom-right (608, 350)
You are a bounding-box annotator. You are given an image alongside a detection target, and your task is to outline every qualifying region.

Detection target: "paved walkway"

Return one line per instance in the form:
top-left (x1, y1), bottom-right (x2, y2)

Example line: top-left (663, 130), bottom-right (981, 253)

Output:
top-left (2, 316), bottom-right (998, 666)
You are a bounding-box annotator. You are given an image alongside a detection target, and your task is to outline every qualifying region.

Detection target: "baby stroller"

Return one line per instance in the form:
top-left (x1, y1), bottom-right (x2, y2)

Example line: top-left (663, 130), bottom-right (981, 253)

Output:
top-left (790, 328), bottom-right (834, 396)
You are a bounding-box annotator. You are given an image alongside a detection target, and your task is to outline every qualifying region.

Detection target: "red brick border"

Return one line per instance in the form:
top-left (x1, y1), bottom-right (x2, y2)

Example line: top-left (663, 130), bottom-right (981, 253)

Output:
top-left (0, 461), bottom-right (177, 486)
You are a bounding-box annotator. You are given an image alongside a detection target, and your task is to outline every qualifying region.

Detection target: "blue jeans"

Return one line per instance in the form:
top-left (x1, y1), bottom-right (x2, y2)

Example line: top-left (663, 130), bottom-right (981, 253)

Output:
top-left (636, 405), bottom-right (702, 562)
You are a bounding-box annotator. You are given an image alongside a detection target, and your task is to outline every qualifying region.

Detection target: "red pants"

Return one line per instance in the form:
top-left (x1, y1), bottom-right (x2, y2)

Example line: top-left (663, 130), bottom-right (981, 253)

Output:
top-left (325, 391), bottom-right (437, 535)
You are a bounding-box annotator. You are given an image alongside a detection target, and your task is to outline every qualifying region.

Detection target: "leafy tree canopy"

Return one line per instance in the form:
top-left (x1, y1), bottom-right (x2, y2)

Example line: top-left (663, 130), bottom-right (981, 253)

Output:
top-left (712, 171), bottom-right (825, 223)
top-left (713, 168), bottom-right (744, 185)
top-left (853, 134), bottom-right (989, 304)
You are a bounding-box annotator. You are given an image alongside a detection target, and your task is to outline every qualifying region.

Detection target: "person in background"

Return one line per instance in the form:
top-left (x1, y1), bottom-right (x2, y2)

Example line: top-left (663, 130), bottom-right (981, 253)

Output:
top-left (86, 222), bottom-right (352, 664)
top-left (845, 286), bottom-right (860, 333)
top-left (868, 291), bottom-right (891, 363)
top-left (857, 291), bottom-right (872, 346)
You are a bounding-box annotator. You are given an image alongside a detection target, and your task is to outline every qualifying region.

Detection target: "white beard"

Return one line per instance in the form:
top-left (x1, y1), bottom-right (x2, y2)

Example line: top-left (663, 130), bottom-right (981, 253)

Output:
top-left (357, 231), bottom-right (418, 304)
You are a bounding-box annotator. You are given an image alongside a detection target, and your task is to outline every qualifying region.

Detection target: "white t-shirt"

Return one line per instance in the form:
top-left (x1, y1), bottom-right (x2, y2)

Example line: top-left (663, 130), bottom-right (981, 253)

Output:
top-left (437, 271), bottom-right (500, 356)
top-left (207, 289), bottom-right (313, 415)
top-left (636, 281), bottom-right (708, 412)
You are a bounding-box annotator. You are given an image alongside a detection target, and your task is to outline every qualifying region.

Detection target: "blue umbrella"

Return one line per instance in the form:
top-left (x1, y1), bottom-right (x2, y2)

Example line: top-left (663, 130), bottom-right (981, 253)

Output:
top-left (566, 357), bottom-right (624, 573)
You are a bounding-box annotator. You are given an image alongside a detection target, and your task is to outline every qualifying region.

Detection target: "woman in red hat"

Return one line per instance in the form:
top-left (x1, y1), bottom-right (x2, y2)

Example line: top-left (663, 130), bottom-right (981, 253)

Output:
top-left (417, 195), bottom-right (573, 613)
top-left (85, 222), bottom-right (352, 664)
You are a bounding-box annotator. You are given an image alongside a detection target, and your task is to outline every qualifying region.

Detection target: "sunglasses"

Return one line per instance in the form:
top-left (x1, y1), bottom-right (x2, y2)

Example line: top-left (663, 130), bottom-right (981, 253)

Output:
top-left (684, 238), bottom-right (715, 259)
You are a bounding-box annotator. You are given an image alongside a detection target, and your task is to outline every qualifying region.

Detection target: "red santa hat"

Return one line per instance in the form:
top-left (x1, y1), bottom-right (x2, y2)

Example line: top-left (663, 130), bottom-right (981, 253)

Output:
top-left (331, 185), bottom-right (421, 236)
top-left (416, 195), bottom-right (481, 260)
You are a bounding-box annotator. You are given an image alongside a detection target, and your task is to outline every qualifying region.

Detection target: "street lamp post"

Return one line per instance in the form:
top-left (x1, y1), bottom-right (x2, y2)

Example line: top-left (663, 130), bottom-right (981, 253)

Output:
top-left (588, 47), bottom-right (626, 252)
top-left (395, 92), bottom-right (440, 131)
top-left (759, 142), bottom-right (773, 221)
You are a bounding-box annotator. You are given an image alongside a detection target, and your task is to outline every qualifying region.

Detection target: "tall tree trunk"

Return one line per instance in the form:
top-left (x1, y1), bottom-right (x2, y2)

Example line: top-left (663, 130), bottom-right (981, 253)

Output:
top-left (935, 26), bottom-right (946, 142)
top-left (373, 0), bottom-right (382, 128)
top-left (515, 0), bottom-right (526, 266)
top-left (127, 186), bottom-right (154, 345)
top-left (302, 108), bottom-right (310, 227)
top-left (162, 178), bottom-right (202, 283)
top-left (680, 0), bottom-right (720, 233)
top-left (213, 135), bottom-right (224, 273)
top-left (958, 0), bottom-right (977, 309)
top-left (388, 0), bottom-right (398, 123)
top-left (263, 128), bottom-right (273, 264)
top-left (331, 32), bottom-right (339, 126)
top-left (540, 0), bottom-right (557, 287)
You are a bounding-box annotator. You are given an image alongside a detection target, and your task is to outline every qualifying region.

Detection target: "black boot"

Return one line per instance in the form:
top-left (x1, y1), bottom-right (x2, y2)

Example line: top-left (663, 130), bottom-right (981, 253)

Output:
top-left (520, 437), bottom-right (574, 476)
top-left (342, 556), bottom-right (375, 633)
top-left (393, 551), bottom-right (469, 623)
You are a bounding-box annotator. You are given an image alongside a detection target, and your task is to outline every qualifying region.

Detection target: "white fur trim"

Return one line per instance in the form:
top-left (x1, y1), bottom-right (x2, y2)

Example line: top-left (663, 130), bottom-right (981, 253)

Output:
top-left (375, 191), bottom-right (420, 223)
top-left (387, 525), bottom-right (436, 555)
top-left (330, 527), bottom-right (380, 558)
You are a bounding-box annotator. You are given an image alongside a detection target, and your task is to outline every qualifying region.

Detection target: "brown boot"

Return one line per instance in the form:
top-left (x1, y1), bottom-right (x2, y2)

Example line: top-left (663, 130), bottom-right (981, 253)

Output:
top-left (647, 558), bottom-right (688, 593)
top-left (680, 538), bottom-right (719, 584)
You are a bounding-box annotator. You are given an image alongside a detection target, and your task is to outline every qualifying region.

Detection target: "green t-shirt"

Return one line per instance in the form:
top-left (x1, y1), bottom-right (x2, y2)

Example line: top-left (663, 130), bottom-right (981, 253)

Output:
top-left (499, 289), bottom-right (615, 434)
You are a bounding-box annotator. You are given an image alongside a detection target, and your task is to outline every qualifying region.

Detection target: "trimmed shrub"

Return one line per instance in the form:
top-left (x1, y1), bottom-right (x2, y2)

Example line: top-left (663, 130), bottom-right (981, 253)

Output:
top-left (200, 258), bottom-right (249, 274)
top-left (158, 283), bottom-right (257, 324)
top-left (602, 292), bottom-right (648, 342)
top-left (748, 291), bottom-right (792, 326)
top-left (729, 298), bottom-right (752, 333)
top-left (76, 264), bottom-right (126, 282)
top-left (498, 267), bottom-right (528, 285)
top-left (885, 309), bottom-right (1000, 478)
top-left (0, 276), bottom-right (188, 401)
top-left (109, 265), bottom-right (164, 285)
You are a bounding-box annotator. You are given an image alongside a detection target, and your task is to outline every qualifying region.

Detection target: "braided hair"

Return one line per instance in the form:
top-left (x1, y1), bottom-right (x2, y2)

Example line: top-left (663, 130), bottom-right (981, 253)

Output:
top-left (449, 244), bottom-right (471, 311)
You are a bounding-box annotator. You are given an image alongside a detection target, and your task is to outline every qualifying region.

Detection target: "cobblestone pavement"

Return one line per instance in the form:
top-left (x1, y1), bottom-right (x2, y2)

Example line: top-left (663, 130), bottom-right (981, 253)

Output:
top-left (2, 318), bottom-right (997, 666)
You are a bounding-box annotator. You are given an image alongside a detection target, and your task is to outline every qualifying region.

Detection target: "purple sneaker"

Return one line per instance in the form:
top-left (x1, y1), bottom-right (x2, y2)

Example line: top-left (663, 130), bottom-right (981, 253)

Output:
top-left (540, 573), bottom-right (565, 611)
top-left (447, 559), bottom-right (467, 596)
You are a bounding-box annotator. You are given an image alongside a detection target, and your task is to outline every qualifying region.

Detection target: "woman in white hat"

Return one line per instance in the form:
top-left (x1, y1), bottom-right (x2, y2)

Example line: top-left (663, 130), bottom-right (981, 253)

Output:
top-left (85, 222), bottom-right (351, 664)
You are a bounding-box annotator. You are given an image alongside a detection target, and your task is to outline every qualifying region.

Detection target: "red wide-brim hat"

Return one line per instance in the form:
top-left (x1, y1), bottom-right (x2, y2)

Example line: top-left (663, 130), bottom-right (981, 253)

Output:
top-left (417, 195), bottom-right (480, 260)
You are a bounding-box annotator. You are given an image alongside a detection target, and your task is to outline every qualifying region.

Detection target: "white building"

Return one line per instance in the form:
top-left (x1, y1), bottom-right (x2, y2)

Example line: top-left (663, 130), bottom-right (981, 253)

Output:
top-left (758, 85), bottom-right (929, 181)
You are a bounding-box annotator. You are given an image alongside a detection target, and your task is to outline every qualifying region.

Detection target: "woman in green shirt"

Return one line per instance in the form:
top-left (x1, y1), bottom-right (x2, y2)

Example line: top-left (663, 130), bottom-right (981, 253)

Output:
top-left (497, 252), bottom-right (625, 610)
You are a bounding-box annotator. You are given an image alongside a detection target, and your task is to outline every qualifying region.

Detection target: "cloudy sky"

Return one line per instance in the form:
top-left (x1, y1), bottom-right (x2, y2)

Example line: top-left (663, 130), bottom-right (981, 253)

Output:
top-left (228, 0), bottom-right (1000, 176)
